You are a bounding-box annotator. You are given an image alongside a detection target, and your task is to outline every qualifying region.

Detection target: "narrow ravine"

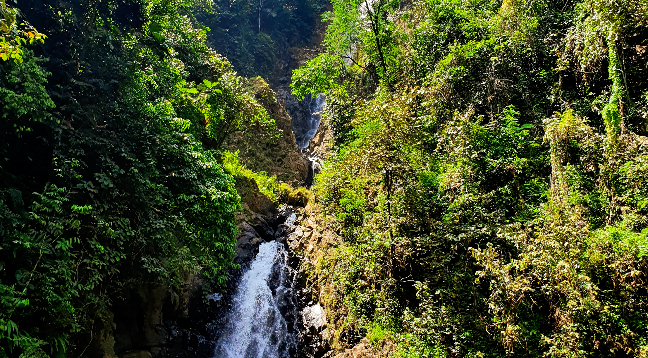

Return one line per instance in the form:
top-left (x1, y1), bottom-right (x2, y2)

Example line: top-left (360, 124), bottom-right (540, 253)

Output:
top-left (211, 213), bottom-right (304, 358)
top-left (203, 38), bottom-right (329, 357)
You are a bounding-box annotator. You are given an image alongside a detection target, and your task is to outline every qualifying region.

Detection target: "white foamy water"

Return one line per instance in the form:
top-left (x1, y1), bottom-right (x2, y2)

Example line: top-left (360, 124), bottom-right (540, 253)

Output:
top-left (213, 241), bottom-right (296, 358)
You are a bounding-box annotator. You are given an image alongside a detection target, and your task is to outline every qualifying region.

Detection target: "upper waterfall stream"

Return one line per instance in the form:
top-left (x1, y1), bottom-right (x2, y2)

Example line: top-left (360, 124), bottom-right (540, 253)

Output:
top-left (297, 94), bottom-right (325, 150)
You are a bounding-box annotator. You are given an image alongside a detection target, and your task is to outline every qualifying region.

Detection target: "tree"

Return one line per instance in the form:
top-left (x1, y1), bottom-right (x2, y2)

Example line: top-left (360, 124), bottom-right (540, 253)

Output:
top-left (0, 0), bottom-right (278, 355)
top-left (0, 0), bottom-right (45, 63)
top-left (320, 0), bottom-right (401, 87)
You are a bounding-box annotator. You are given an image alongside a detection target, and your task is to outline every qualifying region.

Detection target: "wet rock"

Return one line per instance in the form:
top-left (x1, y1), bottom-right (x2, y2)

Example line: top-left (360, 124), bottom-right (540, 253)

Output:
top-left (275, 223), bottom-right (293, 241)
top-left (305, 123), bottom-right (332, 161)
top-left (252, 216), bottom-right (275, 241)
top-left (277, 205), bottom-right (296, 223)
top-left (237, 221), bottom-right (260, 241)
top-left (296, 297), bottom-right (331, 358)
top-left (121, 351), bottom-right (152, 358)
top-left (235, 222), bottom-right (263, 262)
top-left (264, 212), bottom-right (282, 228)
top-left (279, 90), bottom-right (312, 150)
top-left (287, 228), bottom-right (307, 253)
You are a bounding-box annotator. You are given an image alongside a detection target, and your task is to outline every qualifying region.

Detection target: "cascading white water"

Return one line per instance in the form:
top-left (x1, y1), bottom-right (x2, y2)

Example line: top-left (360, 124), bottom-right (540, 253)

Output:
top-left (213, 240), bottom-right (297, 358)
top-left (298, 94), bottom-right (325, 150)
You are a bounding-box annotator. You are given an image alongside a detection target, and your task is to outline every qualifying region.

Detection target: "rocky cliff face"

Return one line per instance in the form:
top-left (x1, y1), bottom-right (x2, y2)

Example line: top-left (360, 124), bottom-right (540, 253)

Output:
top-left (282, 209), bottom-right (390, 358)
top-left (272, 16), bottom-right (328, 158)
top-left (223, 78), bottom-right (310, 188)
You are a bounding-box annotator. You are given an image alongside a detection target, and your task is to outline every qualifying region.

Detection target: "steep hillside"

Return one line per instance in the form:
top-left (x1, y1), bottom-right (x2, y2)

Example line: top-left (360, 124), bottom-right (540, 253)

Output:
top-left (196, 0), bottom-right (325, 85)
top-left (5, 0), bottom-right (648, 356)
top-left (0, 0), bottom-right (287, 356)
top-left (291, 0), bottom-right (648, 356)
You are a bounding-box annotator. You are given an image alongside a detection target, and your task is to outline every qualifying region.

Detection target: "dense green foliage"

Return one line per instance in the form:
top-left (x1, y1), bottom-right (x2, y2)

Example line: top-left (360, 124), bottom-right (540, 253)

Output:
top-left (0, 0), bottom-right (278, 356)
top-left (196, 0), bottom-right (324, 80)
top-left (0, 1), bottom-right (46, 62)
top-left (294, 0), bottom-right (648, 356)
top-left (222, 149), bottom-right (283, 201)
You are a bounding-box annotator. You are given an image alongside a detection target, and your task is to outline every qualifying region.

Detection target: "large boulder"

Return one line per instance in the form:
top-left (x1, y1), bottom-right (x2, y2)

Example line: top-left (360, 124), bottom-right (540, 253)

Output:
top-left (234, 222), bottom-right (263, 263)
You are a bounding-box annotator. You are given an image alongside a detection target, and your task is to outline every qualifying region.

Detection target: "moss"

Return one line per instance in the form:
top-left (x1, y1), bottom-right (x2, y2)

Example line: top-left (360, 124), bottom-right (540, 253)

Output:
top-left (603, 40), bottom-right (624, 144)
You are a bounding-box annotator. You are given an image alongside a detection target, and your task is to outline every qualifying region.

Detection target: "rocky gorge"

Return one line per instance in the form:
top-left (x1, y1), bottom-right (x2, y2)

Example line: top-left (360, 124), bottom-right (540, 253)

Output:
top-left (102, 43), bottom-right (343, 358)
top-left (0, 0), bottom-right (388, 354)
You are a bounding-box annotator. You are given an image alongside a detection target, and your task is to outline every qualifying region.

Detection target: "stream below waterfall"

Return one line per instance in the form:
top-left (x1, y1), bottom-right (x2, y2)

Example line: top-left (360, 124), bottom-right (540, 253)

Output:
top-left (213, 241), bottom-right (297, 357)
top-left (212, 213), bottom-right (305, 358)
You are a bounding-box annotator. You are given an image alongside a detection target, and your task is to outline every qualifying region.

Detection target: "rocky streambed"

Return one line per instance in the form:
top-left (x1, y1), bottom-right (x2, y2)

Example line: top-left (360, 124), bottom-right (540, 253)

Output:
top-left (154, 206), bottom-right (329, 358)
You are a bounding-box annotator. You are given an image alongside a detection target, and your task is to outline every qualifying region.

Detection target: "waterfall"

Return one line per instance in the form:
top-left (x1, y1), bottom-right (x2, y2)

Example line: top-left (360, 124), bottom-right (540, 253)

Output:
top-left (298, 94), bottom-right (325, 150)
top-left (213, 237), bottom-right (298, 358)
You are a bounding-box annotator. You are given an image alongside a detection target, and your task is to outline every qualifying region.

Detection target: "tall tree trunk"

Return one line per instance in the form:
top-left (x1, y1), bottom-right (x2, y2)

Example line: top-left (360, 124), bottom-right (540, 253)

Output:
top-left (258, 0), bottom-right (262, 33)
top-left (363, 0), bottom-right (392, 90)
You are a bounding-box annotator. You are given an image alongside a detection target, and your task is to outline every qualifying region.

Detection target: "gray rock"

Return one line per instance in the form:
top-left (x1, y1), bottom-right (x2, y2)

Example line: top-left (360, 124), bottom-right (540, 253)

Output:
top-left (237, 222), bottom-right (260, 241)
top-left (252, 217), bottom-right (275, 241)
top-left (274, 224), bottom-right (292, 241)
top-left (235, 222), bottom-right (263, 262)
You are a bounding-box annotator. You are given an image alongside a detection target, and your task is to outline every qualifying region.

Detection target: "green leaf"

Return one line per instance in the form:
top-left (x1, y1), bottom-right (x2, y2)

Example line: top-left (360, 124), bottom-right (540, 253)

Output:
top-left (149, 22), bottom-right (163, 33)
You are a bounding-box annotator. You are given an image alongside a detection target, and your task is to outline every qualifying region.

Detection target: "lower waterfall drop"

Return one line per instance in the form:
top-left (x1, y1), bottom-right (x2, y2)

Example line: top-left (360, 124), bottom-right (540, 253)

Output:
top-left (213, 240), bottom-right (298, 358)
